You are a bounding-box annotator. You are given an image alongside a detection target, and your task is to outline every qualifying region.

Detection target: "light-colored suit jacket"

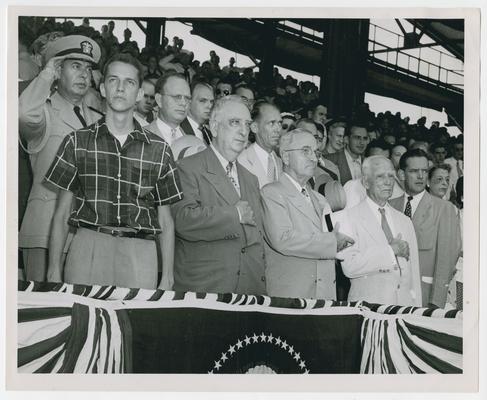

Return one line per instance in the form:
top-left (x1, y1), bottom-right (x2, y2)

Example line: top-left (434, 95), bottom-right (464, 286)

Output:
top-left (238, 143), bottom-right (283, 188)
top-left (19, 74), bottom-right (103, 248)
top-left (261, 174), bottom-right (337, 300)
top-left (335, 199), bottom-right (422, 306)
top-left (171, 147), bottom-right (266, 295)
top-left (389, 191), bottom-right (461, 307)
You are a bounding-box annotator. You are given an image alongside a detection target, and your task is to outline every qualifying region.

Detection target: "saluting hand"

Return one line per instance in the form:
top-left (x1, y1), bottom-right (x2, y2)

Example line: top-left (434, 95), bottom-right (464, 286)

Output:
top-left (42, 55), bottom-right (66, 81)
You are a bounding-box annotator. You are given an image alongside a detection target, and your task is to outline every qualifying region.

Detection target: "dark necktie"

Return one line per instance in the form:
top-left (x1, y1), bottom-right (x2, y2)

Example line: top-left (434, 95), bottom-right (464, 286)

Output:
top-left (378, 208), bottom-right (393, 243)
top-left (73, 105), bottom-right (87, 128)
top-left (146, 112), bottom-right (154, 123)
top-left (404, 195), bottom-right (413, 218)
top-left (199, 124), bottom-right (212, 145)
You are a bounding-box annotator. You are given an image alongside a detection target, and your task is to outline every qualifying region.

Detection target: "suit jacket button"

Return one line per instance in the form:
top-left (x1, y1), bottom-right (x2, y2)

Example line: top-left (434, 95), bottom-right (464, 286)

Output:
top-left (241, 248), bottom-right (246, 253)
top-left (261, 276), bottom-right (265, 282)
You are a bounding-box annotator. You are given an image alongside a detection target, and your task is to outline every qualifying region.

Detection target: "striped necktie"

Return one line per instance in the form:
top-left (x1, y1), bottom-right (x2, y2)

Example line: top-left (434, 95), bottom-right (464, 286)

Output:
top-left (267, 153), bottom-right (276, 182)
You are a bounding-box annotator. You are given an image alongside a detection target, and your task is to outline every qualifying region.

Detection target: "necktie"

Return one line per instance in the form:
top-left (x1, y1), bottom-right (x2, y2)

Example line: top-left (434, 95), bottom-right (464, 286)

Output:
top-left (378, 208), bottom-right (394, 243)
top-left (226, 161), bottom-right (240, 195)
top-left (199, 125), bottom-right (212, 145)
top-left (146, 112), bottom-right (154, 123)
top-left (301, 187), bottom-right (311, 204)
top-left (404, 195), bottom-right (413, 218)
top-left (267, 153), bottom-right (276, 182)
top-left (73, 105), bottom-right (87, 128)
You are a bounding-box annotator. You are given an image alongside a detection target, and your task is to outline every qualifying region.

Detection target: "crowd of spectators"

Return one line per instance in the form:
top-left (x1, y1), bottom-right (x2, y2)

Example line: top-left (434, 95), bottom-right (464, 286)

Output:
top-left (17, 17), bottom-right (464, 310)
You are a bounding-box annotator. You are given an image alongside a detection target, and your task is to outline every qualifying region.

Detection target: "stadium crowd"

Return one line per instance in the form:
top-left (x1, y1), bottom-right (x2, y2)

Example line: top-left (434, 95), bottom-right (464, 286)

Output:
top-left (18, 18), bottom-right (464, 310)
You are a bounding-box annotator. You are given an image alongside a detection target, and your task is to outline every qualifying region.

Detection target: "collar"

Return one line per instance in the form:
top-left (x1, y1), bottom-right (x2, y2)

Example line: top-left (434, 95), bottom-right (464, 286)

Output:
top-left (407, 189), bottom-right (426, 203)
top-left (345, 147), bottom-right (361, 161)
top-left (366, 195), bottom-right (391, 214)
top-left (284, 172), bottom-right (307, 192)
top-left (156, 116), bottom-right (181, 134)
top-left (210, 144), bottom-right (232, 170)
top-left (94, 116), bottom-right (151, 144)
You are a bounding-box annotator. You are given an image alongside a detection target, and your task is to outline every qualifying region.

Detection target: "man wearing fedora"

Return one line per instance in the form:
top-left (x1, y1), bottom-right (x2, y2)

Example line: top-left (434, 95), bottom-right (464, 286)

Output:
top-left (19, 35), bottom-right (104, 282)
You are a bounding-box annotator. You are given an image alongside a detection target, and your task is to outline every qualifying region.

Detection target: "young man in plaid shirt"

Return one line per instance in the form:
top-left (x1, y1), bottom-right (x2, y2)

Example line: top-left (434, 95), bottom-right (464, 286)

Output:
top-left (45, 53), bottom-right (183, 290)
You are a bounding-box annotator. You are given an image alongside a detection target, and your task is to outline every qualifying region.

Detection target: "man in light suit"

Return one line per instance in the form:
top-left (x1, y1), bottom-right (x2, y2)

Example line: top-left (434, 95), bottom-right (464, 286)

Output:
top-left (336, 156), bottom-right (422, 306)
top-left (238, 102), bottom-right (283, 188)
top-left (171, 95), bottom-right (266, 295)
top-left (261, 129), bottom-right (354, 299)
top-left (19, 35), bottom-right (103, 282)
top-left (390, 149), bottom-right (461, 308)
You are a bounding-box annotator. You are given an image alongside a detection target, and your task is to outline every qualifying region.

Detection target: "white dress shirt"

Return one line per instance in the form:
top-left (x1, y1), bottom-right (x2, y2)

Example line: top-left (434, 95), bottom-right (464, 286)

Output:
top-left (365, 196), bottom-right (397, 266)
top-left (156, 117), bottom-right (184, 145)
top-left (404, 190), bottom-right (426, 217)
top-left (253, 143), bottom-right (279, 178)
top-left (210, 145), bottom-right (241, 192)
top-left (284, 173), bottom-right (312, 204)
top-left (344, 148), bottom-right (362, 180)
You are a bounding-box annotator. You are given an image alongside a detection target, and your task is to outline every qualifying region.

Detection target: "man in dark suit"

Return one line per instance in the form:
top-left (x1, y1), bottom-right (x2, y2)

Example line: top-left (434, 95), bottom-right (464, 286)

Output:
top-left (179, 81), bottom-right (214, 145)
top-left (389, 149), bottom-right (461, 308)
top-left (323, 122), bottom-right (369, 186)
top-left (171, 95), bottom-right (266, 295)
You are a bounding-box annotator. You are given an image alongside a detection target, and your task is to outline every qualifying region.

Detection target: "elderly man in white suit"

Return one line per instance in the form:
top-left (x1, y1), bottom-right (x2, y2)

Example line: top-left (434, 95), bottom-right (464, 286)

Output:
top-left (261, 128), bottom-right (354, 299)
top-left (335, 155), bottom-right (422, 306)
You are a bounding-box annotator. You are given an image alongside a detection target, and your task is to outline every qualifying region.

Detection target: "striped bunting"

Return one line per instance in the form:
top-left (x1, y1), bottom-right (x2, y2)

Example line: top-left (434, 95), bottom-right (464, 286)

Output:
top-left (360, 313), bottom-right (462, 373)
top-left (18, 281), bottom-right (462, 317)
top-left (18, 300), bottom-right (129, 373)
top-left (18, 281), bottom-right (462, 374)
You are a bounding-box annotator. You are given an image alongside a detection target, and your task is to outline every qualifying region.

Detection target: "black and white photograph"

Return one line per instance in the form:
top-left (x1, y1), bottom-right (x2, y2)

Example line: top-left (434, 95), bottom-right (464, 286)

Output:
top-left (3, 2), bottom-right (483, 395)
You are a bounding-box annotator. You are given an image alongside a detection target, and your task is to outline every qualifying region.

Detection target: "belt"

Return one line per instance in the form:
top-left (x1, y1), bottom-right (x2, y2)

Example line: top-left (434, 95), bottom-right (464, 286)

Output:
top-left (79, 223), bottom-right (156, 240)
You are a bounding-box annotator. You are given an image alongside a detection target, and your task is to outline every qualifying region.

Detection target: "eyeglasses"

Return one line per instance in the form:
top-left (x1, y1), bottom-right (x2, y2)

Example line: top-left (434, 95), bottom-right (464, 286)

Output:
top-left (161, 93), bottom-right (192, 104)
top-left (285, 146), bottom-right (320, 158)
top-left (216, 89), bottom-right (231, 96)
top-left (227, 118), bottom-right (252, 129)
top-left (281, 123), bottom-right (295, 131)
top-left (313, 135), bottom-right (324, 142)
top-left (144, 94), bottom-right (156, 100)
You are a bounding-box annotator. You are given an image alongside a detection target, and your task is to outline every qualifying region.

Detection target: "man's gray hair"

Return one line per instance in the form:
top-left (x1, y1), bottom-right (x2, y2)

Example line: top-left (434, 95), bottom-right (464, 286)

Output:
top-left (362, 155), bottom-right (394, 180)
top-left (279, 128), bottom-right (314, 153)
top-left (209, 94), bottom-right (248, 123)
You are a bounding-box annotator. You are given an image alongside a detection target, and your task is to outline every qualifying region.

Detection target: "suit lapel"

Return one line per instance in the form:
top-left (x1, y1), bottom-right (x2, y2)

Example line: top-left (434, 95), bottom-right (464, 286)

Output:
top-left (180, 118), bottom-right (196, 136)
top-left (281, 175), bottom-right (322, 230)
top-left (357, 200), bottom-right (389, 245)
top-left (50, 92), bottom-right (84, 131)
top-left (412, 191), bottom-right (432, 229)
top-left (204, 148), bottom-right (240, 205)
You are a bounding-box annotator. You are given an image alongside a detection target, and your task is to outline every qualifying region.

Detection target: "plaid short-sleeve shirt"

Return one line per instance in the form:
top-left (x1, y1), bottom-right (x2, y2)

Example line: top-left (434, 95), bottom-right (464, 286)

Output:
top-left (45, 117), bottom-right (183, 234)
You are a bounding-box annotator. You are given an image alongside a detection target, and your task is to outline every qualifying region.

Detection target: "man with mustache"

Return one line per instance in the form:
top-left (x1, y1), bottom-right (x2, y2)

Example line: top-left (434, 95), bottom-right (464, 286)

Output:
top-left (147, 72), bottom-right (191, 146)
top-left (19, 35), bottom-right (103, 282)
top-left (238, 102), bottom-right (283, 188)
top-left (390, 149), bottom-right (461, 308)
top-left (172, 95), bottom-right (266, 295)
